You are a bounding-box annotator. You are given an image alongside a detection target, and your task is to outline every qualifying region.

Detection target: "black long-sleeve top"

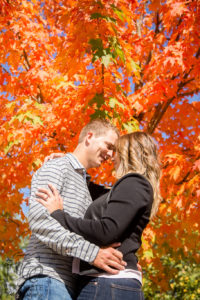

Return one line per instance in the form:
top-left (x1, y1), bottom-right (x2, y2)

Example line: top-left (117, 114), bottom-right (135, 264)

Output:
top-left (51, 173), bottom-right (153, 271)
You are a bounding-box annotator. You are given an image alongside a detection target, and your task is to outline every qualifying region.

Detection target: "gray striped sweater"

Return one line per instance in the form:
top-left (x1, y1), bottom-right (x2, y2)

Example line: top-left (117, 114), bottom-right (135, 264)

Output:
top-left (17, 153), bottom-right (99, 291)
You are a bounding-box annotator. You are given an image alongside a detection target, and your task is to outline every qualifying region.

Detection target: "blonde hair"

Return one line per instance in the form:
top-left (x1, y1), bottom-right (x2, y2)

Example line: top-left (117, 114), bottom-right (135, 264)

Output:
top-left (78, 119), bottom-right (119, 143)
top-left (115, 131), bottom-right (161, 219)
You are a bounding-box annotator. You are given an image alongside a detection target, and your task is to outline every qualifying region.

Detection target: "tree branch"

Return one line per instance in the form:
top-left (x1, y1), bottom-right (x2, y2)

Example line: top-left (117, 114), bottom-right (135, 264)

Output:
top-left (23, 49), bottom-right (31, 71)
top-left (176, 155), bottom-right (200, 186)
top-left (176, 170), bottom-right (191, 185)
top-left (155, 12), bottom-right (161, 35)
top-left (147, 99), bottom-right (174, 134)
top-left (101, 63), bottom-right (104, 96)
top-left (22, 49), bottom-right (44, 103)
top-left (37, 84), bottom-right (44, 104)
top-left (0, 64), bottom-right (10, 74)
top-left (135, 12), bottom-right (162, 92)
top-left (147, 65), bottom-right (199, 133)
top-left (196, 47), bottom-right (200, 59)
top-left (178, 89), bottom-right (199, 98)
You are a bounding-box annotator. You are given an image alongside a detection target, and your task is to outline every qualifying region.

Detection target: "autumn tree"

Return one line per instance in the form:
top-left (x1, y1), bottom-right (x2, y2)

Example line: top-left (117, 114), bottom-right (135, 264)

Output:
top-left (0, 0), bottom-right (200, 295)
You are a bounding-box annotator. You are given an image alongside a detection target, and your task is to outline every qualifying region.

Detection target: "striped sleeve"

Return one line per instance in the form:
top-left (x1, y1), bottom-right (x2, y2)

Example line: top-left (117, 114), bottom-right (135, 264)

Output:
top-left (28, 165), bottom-right (99, 263)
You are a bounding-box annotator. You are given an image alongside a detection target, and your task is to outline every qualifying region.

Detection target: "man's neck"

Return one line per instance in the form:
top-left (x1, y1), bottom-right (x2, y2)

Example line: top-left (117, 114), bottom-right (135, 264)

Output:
top-left (73, 145), bottom-right (89, 170)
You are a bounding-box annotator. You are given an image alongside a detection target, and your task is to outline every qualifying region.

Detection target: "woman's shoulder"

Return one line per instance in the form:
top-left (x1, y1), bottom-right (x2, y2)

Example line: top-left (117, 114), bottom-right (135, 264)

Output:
top-left (115, 172), bottom-right (151, 185)
top-left (113, 173), bottom-right (153, 196)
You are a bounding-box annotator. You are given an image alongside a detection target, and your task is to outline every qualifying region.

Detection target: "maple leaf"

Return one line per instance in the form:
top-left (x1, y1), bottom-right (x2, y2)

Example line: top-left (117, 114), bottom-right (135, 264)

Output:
top-left (193, 159), bottom-right (200, 171)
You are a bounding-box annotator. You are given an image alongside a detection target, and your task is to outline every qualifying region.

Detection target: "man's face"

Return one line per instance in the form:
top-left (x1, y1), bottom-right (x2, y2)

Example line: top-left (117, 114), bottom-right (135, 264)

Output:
top-left (87, 129), bottom-right (118, 168)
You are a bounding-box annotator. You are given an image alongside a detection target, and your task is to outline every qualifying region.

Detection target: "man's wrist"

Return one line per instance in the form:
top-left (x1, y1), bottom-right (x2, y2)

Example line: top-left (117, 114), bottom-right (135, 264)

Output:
top-left (88, 246), bottom-right (100, 265)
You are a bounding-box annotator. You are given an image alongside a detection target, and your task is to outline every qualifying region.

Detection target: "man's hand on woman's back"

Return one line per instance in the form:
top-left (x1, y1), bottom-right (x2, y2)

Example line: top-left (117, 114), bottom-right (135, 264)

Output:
top-left (44, 152), bottom-right (65, 163)
top-left (92, 243), bottom-right (126, 275)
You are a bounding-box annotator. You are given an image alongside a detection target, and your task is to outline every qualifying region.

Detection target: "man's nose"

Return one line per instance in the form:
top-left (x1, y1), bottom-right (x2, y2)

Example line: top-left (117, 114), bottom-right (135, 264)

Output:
top-left (107, 150), bottom-right (114, 159)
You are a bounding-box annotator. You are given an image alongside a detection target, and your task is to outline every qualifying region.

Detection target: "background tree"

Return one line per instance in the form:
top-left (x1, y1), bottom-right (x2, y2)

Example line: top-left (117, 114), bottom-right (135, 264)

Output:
top-left (0, 0), bottom-right (199, 297)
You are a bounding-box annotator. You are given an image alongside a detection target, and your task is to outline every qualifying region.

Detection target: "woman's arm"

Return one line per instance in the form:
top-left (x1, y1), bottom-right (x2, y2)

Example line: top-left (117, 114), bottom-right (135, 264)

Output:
top-left (38, 174), bottom-right (153, 246)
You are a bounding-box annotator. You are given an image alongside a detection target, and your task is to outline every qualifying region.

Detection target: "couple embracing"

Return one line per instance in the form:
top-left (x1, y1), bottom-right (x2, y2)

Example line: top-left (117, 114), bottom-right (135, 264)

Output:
top-left (17, 119), bottom-right (161, 300)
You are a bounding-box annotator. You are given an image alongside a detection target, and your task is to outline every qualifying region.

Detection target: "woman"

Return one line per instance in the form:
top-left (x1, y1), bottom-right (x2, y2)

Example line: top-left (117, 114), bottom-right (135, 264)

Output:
top-left (36, 131), bottom-right (161, 300)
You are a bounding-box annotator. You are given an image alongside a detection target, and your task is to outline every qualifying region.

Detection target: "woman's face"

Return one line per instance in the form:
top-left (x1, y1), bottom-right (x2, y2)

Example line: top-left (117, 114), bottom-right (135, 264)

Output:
top-left (113, 151), bottom-right (120, 171)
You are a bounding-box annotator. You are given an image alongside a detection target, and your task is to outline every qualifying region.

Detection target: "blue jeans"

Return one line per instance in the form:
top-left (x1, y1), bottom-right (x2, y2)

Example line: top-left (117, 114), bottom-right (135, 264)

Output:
top-left (77, 277), bottom-right (144, 300)
top-left (17, 275), bottom-right (75, 300)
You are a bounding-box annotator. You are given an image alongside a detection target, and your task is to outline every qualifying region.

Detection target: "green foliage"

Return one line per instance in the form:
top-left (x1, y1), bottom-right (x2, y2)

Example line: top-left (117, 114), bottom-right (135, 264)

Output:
top-left (9, 111), bottom-right (43, 126)
top-left (122, 119), bottom-right (139, 133)
top-left (90, 12), bottom-right (116, 23)
top-left (0, 257), bottom-right (18, 299)
top-left (89, 93), bottom-right (105, 109)
top-left (111, 4), bottom-right (124, 21)
top-left (0, 239), bottom-right (28, 299)
top-left (143, 257), bottom-right (200, 300)
top-left (89, 35), bottom-right (125, 66)
top-left (109, 97), bottom-right (124, 109)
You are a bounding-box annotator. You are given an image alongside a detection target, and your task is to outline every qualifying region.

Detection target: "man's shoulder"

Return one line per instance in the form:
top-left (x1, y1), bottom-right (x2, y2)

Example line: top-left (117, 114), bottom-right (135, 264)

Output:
top-left (35, 155), bottom-right (72, 176)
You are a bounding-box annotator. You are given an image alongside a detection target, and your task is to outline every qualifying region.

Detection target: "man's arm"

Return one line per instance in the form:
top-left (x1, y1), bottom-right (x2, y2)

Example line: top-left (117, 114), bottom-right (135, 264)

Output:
top-left (88, 181), bottom-right (110, 201)
top-left (28, 164), bottom-right (98, 263)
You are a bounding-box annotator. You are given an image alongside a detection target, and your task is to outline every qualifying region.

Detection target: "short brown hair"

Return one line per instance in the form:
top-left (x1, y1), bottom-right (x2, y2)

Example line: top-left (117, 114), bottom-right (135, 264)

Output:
top-left (78, 119), bottom-right (119, 143)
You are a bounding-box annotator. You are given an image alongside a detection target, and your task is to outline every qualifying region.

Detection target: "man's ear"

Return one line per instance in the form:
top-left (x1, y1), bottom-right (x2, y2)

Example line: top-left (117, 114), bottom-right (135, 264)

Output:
top-left (85, 131), bottom-right (93, 146)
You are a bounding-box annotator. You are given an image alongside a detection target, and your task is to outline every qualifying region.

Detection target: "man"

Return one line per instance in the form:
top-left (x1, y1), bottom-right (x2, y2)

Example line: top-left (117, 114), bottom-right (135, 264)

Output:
top-left (17, 119), bottom-right (126, 300)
